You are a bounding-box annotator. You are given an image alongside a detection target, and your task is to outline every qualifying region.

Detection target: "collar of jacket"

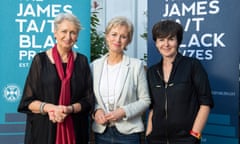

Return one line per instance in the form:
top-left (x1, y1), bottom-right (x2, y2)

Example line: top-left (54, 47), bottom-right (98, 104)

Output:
top-left (157, 52), bottom-right (183, 83)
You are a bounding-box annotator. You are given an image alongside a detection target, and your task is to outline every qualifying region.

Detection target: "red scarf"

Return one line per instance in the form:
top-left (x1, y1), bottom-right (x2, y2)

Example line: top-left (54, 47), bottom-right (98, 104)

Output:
top-left (52, 44), bottom-right (76, 144)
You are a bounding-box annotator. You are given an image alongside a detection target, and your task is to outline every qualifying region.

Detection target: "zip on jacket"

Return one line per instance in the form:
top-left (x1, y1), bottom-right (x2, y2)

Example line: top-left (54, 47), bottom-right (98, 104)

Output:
top-left (157, 70), bottom-right (174, 144)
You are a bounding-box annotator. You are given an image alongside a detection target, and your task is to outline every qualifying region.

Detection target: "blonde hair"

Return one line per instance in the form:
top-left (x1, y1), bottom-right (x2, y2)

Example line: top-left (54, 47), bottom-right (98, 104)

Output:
top-left (105, 16), bottom-right (134, 43)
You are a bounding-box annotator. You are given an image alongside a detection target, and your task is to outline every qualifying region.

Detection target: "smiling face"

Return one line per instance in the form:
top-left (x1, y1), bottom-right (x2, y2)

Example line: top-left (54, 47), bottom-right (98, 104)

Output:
top-left (152, 20), bottom-right (183, 59)
top-left (54, 20), bottom-right (78, 51)
top-left (155, 35), bottom-right (178, 59)
top-left (106, 25), bottom-right (130, 54)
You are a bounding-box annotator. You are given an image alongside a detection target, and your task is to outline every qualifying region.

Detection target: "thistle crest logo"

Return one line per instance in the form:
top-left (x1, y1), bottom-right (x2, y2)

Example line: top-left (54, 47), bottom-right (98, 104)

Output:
top-left (3, 84), bottom-right (21, 102)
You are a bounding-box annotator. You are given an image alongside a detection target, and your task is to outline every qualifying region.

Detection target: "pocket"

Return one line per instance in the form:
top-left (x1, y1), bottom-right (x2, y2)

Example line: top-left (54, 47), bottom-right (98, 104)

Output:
top-left (189, 135), bottom-right (201, 144)
top-left (146, 133), bottom-right (162, 144)
top-left (145, 130), bottom-right (152, 137)
top-left (146, 134), bottom-right (151, 144)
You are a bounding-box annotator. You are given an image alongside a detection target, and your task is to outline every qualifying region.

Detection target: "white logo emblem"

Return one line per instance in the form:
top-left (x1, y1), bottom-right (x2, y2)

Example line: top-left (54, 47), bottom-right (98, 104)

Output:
top-left (3, 84), bottom-right (21, 102)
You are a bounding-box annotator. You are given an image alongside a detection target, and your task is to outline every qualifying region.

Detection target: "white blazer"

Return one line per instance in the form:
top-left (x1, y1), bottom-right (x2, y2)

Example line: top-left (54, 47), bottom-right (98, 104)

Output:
top-left (91, 53), bottom-right (150, 134)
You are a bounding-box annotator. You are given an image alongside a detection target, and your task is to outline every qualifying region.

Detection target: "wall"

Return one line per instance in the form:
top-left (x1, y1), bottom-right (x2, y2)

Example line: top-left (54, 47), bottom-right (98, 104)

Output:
top-left (91, 0), bottom-right (147, 61)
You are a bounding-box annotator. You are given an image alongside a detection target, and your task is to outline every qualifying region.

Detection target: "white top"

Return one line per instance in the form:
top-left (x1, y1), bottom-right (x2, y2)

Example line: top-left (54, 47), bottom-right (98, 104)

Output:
top-left (100, 60), bottom-right (122, 112)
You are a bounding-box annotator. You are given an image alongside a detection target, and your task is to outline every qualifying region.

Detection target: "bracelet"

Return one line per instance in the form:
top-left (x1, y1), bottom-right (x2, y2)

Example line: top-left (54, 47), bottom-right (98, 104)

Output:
top-left (71, 104), bottom-right (75, 113)
top-left (40, 102), bottom-right (46, 115)
top-left (190, 130), bottom-right (201, 139)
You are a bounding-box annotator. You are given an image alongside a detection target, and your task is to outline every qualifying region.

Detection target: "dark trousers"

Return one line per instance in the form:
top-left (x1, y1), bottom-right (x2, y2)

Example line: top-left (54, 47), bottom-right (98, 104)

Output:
top-left (95, 126), bottom-right (141, 144)
top-left (146, 134), bottom-right (201, 144)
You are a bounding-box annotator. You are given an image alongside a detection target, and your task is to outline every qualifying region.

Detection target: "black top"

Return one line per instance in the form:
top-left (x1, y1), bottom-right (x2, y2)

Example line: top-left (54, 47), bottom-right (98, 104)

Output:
top-left (18, 52), bottom-right (94, 144)
top-left (147, 53), bottom-right (214, 142)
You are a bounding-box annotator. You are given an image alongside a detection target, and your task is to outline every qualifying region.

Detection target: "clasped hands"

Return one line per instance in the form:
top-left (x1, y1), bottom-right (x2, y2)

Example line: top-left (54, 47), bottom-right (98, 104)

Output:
top-left (48, 105), bottom-right (71, 123)
top-left (94, 108), bottom-right (125, 125)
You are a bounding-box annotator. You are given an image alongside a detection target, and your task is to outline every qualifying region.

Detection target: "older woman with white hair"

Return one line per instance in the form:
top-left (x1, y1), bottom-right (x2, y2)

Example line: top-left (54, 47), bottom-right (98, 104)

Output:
top-left (18, 13), bottom-right (94, 144)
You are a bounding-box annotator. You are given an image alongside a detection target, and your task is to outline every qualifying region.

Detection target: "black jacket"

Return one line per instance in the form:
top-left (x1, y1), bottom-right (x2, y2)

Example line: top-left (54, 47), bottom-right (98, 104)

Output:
top-left (147, 53), bottom-right (214, 142)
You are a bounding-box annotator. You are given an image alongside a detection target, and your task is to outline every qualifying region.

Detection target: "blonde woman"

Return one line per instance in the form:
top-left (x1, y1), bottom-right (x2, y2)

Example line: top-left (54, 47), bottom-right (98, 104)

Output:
top-left (91, 16), bottom-right (150, 144)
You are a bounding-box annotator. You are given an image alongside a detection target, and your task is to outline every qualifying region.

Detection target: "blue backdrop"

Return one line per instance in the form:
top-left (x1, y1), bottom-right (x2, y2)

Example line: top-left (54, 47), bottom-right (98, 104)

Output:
top-left (148, 0), bottom-right (239, 143)
top-left (0, 0), bottom-right (90, 143)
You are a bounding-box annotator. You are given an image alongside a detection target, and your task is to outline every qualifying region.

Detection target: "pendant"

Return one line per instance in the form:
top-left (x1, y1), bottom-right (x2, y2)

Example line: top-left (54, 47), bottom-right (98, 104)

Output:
top-left (109, 103), bottom-right (114, 111)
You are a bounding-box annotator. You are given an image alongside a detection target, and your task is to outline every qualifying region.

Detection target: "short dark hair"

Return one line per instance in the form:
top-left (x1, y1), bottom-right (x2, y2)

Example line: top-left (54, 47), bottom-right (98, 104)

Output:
top-left (152, 20), bottom-right (183, 46)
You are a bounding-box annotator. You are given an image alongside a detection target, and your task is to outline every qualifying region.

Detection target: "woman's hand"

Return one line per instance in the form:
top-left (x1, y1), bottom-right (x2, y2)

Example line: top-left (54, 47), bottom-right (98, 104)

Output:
top-left (105, 108), bottom-right (126, 122)
top-left (94, 109), bottom-right (108, 125)
top-left (146, 109), bottom-right (153, 136)
top-left (48, 105), bottom-right (68, 123)
top-left (145, 124), bottom-right (152, 136)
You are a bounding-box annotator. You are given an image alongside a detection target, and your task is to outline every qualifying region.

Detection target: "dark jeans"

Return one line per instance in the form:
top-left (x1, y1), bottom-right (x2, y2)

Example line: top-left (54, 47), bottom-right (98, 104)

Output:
top-left (95, 126), bottom-right (141, 144)
top-left (146, 134), bottom-right (200, 144)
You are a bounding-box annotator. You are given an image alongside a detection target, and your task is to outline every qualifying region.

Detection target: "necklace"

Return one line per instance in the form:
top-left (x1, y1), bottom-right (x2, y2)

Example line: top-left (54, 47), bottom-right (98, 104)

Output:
top-left (106, 60), bottom-right (122, 112)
